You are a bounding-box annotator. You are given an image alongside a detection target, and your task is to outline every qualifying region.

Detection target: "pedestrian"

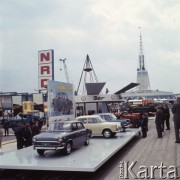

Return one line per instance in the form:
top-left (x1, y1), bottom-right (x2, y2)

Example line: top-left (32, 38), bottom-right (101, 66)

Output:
top-left (161, 106), bottom-right (166, 132)
top-left (164, 104), bottom-right (170, 130)
top-left (141, 112), bottom-right (148, 138)
top-left (0, 125), bottom-right (3, 148)
top-left (31, 122), bottom-right (40, 137)
top-left (3, 119), bottom-right (10, 136)
top-left (155, 106), bottom-right (164, 138)
top-left (14, 123), bottom-right (25, 150)
top-left (171, 96), bottom-right (180, 143)
top-left (23, 124), bottom-right (33, 147)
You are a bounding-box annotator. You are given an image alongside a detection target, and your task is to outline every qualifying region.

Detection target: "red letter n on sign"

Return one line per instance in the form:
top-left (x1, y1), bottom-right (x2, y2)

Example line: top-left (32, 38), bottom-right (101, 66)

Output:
top-left (40, 52), bottom-right (50, 62)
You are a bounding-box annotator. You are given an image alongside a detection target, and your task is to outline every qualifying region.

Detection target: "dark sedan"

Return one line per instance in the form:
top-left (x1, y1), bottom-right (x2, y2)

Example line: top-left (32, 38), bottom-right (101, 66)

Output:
top-left (33, 121), bottom-right (91, 156)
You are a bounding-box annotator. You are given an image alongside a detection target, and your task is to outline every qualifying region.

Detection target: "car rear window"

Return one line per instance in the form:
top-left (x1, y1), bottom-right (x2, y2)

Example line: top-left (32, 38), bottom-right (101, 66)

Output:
top-left (49, 122), bottom-right (71, 131)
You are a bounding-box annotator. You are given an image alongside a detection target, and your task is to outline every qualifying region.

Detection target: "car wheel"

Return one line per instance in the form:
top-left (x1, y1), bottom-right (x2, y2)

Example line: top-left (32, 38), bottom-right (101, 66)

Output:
top-left (63, 142), bottom-right (72, 155)
top-left (37, 149), bottom-right (45, 156)
top-left (103, 129), bottom-right (112, 138)
top-left (84, 136), bottom-right (90, 146)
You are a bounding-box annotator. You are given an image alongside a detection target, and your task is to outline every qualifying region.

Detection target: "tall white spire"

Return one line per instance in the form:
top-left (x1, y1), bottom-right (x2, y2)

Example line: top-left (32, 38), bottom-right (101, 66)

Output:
top-left (137, 27), bottom-right (151, 91)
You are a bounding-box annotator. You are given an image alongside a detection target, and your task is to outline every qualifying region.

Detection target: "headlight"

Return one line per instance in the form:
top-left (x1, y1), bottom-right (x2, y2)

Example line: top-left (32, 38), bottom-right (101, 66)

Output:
top-left (33, 136), bottom-right (37, 142)
top-left (58, 137), bottom-right (63, 142)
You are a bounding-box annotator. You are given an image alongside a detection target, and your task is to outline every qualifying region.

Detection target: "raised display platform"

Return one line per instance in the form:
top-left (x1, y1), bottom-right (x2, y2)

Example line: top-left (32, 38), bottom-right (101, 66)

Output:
top-left (0, 128), bottom-right (140, 172)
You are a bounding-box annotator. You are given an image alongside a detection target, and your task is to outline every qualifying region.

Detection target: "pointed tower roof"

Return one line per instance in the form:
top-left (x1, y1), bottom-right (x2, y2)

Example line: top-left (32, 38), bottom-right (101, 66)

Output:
top-left (137, 27), bottom-right (151, 91)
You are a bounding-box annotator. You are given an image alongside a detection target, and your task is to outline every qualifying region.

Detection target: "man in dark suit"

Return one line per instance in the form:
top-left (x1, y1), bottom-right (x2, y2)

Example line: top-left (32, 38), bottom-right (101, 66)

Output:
top-left (141, 112), bottom-right (148, 138)
top-left (172, 96), bottom-right (180, 143)
top-left (155, 106), bottom-right (163, 138)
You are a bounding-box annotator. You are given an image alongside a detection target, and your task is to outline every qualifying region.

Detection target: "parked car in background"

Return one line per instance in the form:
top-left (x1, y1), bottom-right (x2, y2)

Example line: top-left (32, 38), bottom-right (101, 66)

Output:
top-left (116, 112), bottom-right (142, 128)
top-left (76, 115), bottom-right (121, 138)
top-left (33, 121), bottom-right (91, 156)
top-left (96, 113), bottom-right (131, 132)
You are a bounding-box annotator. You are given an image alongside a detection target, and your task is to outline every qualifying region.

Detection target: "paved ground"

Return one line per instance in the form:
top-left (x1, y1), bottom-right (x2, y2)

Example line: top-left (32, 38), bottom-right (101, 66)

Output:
top-left (99, 115), bottom-right (180, 180)
top-left (0, 115), bottom-right (180, 179)
top-left (1, 129), bottom-right (16, 152)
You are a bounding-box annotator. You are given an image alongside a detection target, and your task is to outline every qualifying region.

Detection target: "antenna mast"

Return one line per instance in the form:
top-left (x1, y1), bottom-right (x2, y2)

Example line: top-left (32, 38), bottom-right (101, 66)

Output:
top-left (138, 27), bottom-right (145, 71)
top-left (59, 58), bottom-right (70, 83)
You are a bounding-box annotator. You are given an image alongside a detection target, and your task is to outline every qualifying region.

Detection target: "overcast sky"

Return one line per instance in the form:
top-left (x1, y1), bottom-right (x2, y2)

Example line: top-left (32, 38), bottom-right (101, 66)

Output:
top-left (0, 0), bottom-right (180, 94)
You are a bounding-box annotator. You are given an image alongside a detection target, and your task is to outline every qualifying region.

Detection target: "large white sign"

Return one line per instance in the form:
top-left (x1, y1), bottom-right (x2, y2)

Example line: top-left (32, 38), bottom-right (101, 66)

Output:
top-left (38, 49), bottom-right (54, 90)
top-left (47, 80), bottom-right (75, 123)
top-left (75, 94), bottom-right (124, 103)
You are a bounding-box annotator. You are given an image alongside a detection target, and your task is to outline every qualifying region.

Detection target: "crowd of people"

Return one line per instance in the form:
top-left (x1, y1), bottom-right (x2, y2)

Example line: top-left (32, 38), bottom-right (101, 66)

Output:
top-left (140, 96), bottom-right (180, 144)
top-left (13, 119), bottom-right (41, 149)
top-left (0, 118), bottom-right (42, 150)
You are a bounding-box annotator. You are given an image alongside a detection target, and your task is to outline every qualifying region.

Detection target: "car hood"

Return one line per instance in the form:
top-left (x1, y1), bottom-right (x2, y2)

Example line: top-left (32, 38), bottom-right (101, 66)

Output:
top-left (34, 131), bottom-right (69, 141)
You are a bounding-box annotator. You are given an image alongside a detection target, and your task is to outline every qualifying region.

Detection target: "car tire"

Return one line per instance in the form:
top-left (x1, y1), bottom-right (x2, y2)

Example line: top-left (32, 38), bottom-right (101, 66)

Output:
top-left (84, 137), bottom-right (90, 146)
top-left (63, 142), bottom-right (72, 155)
top-left (103, 129), bottom-right (112, 138)
top-left (37, 149), bottom-right (45, 156)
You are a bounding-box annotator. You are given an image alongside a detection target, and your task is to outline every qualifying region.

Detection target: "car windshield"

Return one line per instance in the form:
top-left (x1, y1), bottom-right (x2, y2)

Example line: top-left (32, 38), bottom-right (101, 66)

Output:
top-left (101, 114), bottom-right (117, 121)
top-left (48, 122), bottom-right (71, 132)
top-left (110, 114), bottom-right (118, 120)
top-left (97, 117), bottom-right (106, 122)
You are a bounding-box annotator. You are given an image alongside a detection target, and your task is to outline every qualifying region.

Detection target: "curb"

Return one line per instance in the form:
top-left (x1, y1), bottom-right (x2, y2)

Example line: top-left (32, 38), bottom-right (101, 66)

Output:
top-left (2, 134), bottom-right (16, 146)
top-left (2, 140), bottom-right (17, 146)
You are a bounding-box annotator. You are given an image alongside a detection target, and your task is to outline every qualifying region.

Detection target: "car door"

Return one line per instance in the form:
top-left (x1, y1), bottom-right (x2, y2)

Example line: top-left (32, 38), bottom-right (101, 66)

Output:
top-left (71, 122), bottom-right (80, 146)
top-left (76, 122), bottom-right (86, 144)
top-left (87, 117), bottom-right (101, 135)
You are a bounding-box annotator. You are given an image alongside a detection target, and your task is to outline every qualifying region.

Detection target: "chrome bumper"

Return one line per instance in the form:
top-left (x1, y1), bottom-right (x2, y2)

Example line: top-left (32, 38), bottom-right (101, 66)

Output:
top-left (34, 146), bottom-right (65, 150)
top-left (33, 141), bottom-right (66, 150)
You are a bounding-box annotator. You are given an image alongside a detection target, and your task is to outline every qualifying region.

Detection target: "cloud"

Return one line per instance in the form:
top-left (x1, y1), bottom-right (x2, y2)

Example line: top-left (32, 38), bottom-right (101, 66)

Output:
top-left (0, 0), bottom-right (180, 94)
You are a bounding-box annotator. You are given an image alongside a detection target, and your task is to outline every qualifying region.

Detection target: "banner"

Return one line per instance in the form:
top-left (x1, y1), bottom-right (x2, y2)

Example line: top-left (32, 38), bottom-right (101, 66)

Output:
top-left (47, 80), bottom-right (75, 122)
